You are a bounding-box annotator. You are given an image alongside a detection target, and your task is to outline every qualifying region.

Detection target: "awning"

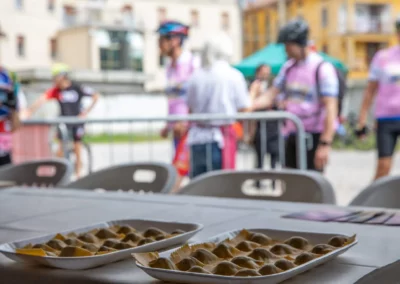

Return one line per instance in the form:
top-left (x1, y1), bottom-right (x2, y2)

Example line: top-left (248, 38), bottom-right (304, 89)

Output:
top-left (234, 43), bottom-right (348, 78)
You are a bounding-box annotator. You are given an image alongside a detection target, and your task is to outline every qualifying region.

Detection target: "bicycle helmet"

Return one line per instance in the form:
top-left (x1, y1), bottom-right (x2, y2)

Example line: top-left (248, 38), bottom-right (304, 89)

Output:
top-left (52, 63), bottom-right (70, 77)
top-left (277, 19), bottom-right (309, 47)
top-left (157, 21), bottom-right (189, 38)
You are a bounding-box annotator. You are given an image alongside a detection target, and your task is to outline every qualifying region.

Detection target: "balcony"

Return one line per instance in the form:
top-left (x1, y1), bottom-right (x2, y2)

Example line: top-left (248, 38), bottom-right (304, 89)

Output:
top-left (62, 5), bottom-right (138, 30)
top-left (353, 4), bottom-right (392, 34)
top-left (353, 16), bottom-right (392, 34)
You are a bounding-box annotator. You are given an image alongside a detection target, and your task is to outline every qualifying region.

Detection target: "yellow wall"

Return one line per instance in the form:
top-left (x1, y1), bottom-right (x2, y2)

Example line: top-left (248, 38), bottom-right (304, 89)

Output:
top-left (243, 4), bottom-right (279, 57)
top-left (243, 0), bottom-right (400, 79)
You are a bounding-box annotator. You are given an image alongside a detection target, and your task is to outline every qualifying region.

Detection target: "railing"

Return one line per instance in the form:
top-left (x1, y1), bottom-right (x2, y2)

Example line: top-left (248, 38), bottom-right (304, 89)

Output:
top-left (17, 112), bottom-right (307, 176)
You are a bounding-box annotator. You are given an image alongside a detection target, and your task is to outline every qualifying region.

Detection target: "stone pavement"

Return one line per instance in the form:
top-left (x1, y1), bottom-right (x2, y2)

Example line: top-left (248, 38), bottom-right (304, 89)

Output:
top-left (85, 142), bottom-right (400, 206)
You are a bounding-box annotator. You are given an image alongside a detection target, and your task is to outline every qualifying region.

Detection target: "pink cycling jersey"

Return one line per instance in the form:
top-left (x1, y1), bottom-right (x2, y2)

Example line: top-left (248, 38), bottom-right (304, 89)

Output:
top-left (274, 52), bottom-right (339, 134)
top-left (166, 50), bottom-right (200, 117)
top-left (368, 45), bottom-right (400, 119)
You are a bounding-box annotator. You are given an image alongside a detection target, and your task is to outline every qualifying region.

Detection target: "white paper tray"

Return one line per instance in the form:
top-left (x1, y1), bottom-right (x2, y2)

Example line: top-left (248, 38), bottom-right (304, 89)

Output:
top-left (136, 228), bottom-right (358, 284)
top-left (0, 219), bottom-right (203, 270)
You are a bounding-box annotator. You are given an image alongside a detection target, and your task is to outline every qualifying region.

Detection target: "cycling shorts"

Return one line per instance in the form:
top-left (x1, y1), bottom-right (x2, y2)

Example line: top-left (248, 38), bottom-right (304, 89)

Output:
top-left (376, 120), bottom-right (400, 158)
top-left (285, 133), bottom-right (323, 172)
top-left (58, 124), bottom-right (85, 142)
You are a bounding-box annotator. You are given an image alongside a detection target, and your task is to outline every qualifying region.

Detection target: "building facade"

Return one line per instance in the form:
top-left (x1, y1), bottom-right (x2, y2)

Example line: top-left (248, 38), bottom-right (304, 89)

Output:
top-left (0, 0), bottom-right (63, 69)
top-left (243, 0), bottom-right (400, 80)
top-left (0, 0), bottom-right (242, 91)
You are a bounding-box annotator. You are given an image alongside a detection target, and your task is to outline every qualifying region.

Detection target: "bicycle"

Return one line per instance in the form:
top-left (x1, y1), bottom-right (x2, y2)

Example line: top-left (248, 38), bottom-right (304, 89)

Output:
top-left (50, 126), bottom-right (93, 176)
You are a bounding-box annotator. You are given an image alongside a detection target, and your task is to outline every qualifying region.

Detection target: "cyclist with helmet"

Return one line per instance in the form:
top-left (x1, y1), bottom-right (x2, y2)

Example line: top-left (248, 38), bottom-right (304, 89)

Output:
top-left (356, 17), bottom-right (400, 180)
top-left (0, 68), bottom-right (22, 166)
top-left (253, 19), bottom-right (339, 171)
top-left (157, 21), bottom-right (200, 148)
top-left (28, 63), bottom-right (99, 177)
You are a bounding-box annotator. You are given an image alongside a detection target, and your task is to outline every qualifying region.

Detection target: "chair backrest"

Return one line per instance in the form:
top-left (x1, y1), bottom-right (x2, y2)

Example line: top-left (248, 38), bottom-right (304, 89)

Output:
top-left (0, 158), bottom-right (72, 187)
top-left (65, 162), bottom-right (177, 193)
top-left (350, 176), bottom-right (400, 208)
top-left (179, 169), bottom-right (336, 204)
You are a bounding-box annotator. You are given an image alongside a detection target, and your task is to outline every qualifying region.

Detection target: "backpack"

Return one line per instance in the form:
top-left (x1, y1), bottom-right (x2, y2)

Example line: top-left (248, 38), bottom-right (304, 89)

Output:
top-left (283, 60), bottom-right (347, 117)
top-left (315, 61), bottom-right (347, 117)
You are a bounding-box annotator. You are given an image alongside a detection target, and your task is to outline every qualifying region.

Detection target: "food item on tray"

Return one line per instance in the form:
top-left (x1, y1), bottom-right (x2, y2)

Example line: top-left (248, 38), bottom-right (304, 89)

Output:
top-left (311, 244), bottom-right (336, 255)
top-left (15, 225), bottom-right (186, 258)
top-left (328, 236), bottom-right (349, 247)
top-left (133, 229), bottom-right (356, 278)
top-left (284, 236), bottom-right (310, 250)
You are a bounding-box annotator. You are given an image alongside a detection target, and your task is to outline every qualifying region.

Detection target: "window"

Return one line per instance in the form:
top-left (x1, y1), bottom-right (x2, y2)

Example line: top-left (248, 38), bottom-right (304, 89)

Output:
top-left (17, 35), bottom-right (25, 57)
top-left (321, 7), bottom-right (328, 28)
top-left (252, 15), bottom-right (258, 51)
top-left (159, 55), bottom-right (166, 67)
top-left (158, 7), bottom-right (167, 24)
top-left (97, 30), bottom-right (144, 71)
top-left (222, 12), bottom-right (230, 31)
top-left (322, 44), bottom-right (328, 54)
top-left (50, 38), bottom-right (57, 59)
top-left (298, 0), bottom-right (303, 8)
top-left (265, 13), bottom-right (270, 43)
top-left (48, 0), bottom-right (55, 12)
top-left (121, 5), bottom-right (134, 26)
top-left (191, 10), bottom-right (199, 27)
top-left (63, 5), bottom-right (77, 27)
top-left (15, 0), bottom-right (23, 10)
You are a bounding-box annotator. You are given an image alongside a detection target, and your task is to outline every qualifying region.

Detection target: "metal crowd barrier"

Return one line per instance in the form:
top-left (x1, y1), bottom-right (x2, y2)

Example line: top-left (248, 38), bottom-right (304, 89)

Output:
top-left (17, 112), bottom-right (307, 176)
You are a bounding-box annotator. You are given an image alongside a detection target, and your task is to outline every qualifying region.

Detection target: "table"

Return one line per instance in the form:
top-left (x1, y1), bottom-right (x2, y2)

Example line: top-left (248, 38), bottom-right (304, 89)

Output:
top-left (0, 188), bottom-right (399, 284)
top-left (0, 180), bottom-right (16, 189)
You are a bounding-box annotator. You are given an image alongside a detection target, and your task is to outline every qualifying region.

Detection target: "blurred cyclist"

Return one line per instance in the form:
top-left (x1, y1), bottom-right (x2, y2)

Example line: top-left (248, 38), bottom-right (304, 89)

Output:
top-left (0, 29), bottom-right (21, 165)
top-left (356, 17), bottom-right (400, 180)
top-left (253, 19), bottom-right (339, 171)
top-left (28, 63), bottom-right (99, 177)
top-left (249, 64), bottom-right (280, 175)
top-left (0, 69), bottom-right (21, 166)
top-left (157, 21), bottom-right (200, 149)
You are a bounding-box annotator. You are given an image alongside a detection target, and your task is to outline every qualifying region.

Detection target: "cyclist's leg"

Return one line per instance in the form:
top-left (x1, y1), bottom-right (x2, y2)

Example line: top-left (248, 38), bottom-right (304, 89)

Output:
top-left (308, 133), bottom-right (323, 172)
top-left (72, 125), bottom-right (85, 178)
top-left (285, 134), bottom-right (297, 169)
top-left (254, 125), bottom-right (263, 169)
top-left (375, 120), bottom-right (398, 180)
top-left (56, 128), bottom-right (65, 158)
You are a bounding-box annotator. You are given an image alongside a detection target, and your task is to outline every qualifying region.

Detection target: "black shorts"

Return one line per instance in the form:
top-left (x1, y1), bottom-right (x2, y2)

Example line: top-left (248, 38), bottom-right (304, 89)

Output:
top-left (285, 133), bottom-right (322, 172)
top-left (58, 125), bottom-right (85, 142)
top-left (376, 120), bottom-right (400, 158)
top-left (0, 154), bottom-right (12, 167)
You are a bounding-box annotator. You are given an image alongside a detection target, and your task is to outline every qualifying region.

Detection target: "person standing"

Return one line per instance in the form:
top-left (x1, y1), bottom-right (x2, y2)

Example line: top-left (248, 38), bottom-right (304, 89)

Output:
top-left (27, 63), bottom-right (99, 177)
top-left (0, 68), bottom-right (21, 166)
top-left (253, 19), bottom-right (339, 171)
top-left (356, 17), bottom-right (400, 180)
top-left (157, 21), bottom-right (200, 191)
top-left (157, 21), bottom-right (200, 148)
top-left (186, 33), bottom-right (250, 178)
top-left (249, 64), bottom-right (280, 173)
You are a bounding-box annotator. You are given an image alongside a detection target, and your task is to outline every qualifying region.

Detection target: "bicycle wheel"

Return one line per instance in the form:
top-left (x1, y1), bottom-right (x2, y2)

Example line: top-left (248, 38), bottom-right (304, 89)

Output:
top-left (82, 142), bottom-right (93, 174)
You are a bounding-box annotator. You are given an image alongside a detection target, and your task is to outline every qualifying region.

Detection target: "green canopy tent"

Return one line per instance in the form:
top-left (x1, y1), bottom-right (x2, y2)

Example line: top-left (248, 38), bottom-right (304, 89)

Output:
top-left (234, 43), bottom-right (348, 78)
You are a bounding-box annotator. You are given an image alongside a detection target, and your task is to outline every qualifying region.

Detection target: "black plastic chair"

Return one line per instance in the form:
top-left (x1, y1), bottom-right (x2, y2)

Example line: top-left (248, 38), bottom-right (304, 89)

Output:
top-left (350, 175), bottom-right (400, 208)
top-left (65, 162), bottom-right (177, 193)
top-left (0, 158), bottom-right (73, 187)
top-left (179, 169), bottom-right (336, 204)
